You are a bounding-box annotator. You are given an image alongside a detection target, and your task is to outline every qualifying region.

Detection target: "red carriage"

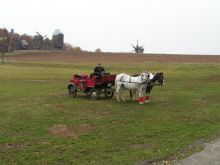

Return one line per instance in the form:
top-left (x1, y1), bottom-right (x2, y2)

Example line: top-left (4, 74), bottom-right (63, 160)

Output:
top-left (67, 74), bottom-right (116, 100)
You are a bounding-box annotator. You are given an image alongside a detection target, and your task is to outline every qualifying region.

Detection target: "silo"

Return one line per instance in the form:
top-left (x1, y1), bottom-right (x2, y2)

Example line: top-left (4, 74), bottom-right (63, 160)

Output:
top-left (52, 29), bottom-right (64, 49)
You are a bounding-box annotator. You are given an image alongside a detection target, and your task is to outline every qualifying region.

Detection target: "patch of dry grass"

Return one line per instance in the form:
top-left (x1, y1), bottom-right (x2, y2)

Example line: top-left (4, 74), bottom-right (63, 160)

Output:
top-left (48, 124), bottom-right (96, 139)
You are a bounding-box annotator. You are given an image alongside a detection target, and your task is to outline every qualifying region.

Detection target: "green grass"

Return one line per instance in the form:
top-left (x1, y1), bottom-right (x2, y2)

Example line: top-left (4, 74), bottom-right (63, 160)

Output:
top-left (0, 61), bottom-right (220, 164)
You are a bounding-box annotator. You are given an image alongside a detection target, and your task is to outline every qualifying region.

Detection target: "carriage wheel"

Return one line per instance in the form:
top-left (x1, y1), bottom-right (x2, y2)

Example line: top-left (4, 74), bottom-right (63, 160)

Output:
top-left (104, 88), bottom-right (114, 98)
top-left (68, 85), bottom-right (77, 98)
top-left (89, 89), bottom-right (100, 100)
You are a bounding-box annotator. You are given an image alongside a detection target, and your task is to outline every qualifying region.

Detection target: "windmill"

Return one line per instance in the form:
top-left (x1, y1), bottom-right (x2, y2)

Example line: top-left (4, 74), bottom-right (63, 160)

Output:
top-left (131, 40), bottom-right (144, 53)
top-left (33, 32), bottom-right (47, 50)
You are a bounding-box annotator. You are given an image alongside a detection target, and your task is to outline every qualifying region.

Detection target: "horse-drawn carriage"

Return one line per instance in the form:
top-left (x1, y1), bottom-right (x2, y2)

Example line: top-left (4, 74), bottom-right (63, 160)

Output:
top-left (67, 69), bottom-right (165, 104)
top-left (67, 74), bottom-right (116, 100)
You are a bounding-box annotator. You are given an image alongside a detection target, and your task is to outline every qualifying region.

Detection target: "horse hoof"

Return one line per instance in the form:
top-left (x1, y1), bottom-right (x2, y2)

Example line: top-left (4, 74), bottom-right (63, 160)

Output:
top-left (139, 102), bottom-right (144, 105)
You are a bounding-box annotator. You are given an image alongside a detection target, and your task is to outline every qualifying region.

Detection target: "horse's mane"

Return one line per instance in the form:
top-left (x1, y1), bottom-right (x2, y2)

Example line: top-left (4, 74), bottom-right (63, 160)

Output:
top-left (132, 72), bottom-right (163, 83)
top-left (132, 74), bottom-right (140, 77)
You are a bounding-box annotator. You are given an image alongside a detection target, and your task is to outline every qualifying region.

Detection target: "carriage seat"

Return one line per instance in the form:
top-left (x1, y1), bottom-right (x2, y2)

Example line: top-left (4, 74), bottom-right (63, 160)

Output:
top-left (90, 72), bottom-right (110, 78)
top-left (89, 73), bottom-right (95, 79)
top-left (74, 74), bottom-right (88, 80)
top-left (74, 74), bottom-right (81, 78)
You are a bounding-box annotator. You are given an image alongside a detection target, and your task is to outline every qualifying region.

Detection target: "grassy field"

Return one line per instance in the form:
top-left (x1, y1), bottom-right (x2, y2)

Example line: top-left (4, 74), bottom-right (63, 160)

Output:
top-left (0, 59), bottom-right (220, 164)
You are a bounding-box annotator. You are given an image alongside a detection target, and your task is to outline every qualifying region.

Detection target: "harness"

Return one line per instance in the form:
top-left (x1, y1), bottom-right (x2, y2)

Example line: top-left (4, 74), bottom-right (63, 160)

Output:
top-left (120, 75), bottom-right (147, 85)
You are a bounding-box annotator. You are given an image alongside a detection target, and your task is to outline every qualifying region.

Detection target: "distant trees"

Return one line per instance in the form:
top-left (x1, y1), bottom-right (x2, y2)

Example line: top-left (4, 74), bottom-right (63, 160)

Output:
top-left (63, 43), bottom-right (74, 51)
top-left (1, 28), bottom-right (104, 53)
top-left (0, 28), bottom-right (9, 38)
top-left (63, 43), bottom-right (83, 52)
top-left (95, 48), bottom-right (102, 53)
top-left (0, 28), bottom-right (56, 51)
top-left (0, 28), bottom-right (9, 52)
top-left (73, 46), bottom-right (82, 52)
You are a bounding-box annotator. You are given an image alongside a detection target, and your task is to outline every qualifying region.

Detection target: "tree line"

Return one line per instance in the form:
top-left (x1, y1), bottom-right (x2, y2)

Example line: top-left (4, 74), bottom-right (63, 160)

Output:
top-left (0, 28), bottom-right (102, 53)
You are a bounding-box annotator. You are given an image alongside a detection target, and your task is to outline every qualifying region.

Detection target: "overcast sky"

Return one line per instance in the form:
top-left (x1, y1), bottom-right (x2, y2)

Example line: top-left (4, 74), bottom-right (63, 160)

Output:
top-left (1, 0), bottom-right (220, 54)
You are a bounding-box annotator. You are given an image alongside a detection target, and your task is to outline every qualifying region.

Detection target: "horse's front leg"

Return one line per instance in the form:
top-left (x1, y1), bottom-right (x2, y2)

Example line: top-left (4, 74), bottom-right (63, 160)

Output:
top-left (145, 93), bottom-right (150, 103)
top-left (116, 91), bottom-right (120, 102)
top-left (138, 86), bottom-right (145, 104)
top-left (133, 90), bottom-right (137, 101)
top-left (135, 89), bottom-right (139, 101)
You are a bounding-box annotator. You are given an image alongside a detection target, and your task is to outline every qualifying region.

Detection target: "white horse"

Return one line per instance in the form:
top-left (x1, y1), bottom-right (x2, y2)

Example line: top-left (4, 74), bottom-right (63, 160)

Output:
top-left (115, 71), bottom-right (150, 104)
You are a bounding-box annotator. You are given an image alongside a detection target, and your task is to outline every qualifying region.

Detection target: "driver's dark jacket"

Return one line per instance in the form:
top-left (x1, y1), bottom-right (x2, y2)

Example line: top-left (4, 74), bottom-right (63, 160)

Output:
top-left (94, 66), bottom-right (105, 76)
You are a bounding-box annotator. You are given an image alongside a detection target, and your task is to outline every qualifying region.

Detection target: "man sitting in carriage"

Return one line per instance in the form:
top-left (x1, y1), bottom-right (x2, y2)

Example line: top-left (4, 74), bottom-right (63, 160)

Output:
top-left (94, 63), bottom-right (106, 76)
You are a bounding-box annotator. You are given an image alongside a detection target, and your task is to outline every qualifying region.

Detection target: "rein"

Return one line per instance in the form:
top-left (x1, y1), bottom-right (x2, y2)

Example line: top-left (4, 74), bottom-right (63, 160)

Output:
top-left (147, 82), bottom-right (162, 86)
top-left (121, 80), bottom-right (147, 85)
top-left (151, 83), bottom-right (161, 86)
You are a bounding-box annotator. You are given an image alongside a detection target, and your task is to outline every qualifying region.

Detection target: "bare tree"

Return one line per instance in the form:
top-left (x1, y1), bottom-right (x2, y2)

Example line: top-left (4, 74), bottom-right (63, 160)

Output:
top-left (95, 48), bottom-right (102, 53)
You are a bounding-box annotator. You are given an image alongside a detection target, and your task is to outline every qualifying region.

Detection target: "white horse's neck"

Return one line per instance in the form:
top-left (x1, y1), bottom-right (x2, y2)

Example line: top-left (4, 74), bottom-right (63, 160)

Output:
top-left (149, 73), bottom-right (155, 80)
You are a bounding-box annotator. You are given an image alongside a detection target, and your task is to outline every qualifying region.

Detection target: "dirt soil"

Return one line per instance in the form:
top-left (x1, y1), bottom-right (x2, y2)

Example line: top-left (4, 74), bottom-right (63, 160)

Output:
top-left (5, 52), bottom-right (220, 64)
top-left (48, 124), bottom-right (95, 139)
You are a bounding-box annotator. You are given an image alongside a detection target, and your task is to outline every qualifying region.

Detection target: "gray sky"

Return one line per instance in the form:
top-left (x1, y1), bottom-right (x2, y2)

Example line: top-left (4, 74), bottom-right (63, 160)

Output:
top-left (1, 0), bottom-right (220, 54)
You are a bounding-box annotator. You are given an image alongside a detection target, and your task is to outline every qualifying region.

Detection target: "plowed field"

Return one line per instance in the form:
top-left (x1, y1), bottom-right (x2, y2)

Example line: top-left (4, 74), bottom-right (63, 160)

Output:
top-left (5, 52), bottom-right (220, 64)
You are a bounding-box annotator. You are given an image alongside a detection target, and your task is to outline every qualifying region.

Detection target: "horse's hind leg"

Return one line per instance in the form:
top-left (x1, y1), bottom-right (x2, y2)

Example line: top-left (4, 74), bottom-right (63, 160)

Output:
top-left (115, 84), bottom-right (121, 102)
top-left (131, 89), bottom-right (137, 101)
top-left (121, 89), bottom-right (125, 101)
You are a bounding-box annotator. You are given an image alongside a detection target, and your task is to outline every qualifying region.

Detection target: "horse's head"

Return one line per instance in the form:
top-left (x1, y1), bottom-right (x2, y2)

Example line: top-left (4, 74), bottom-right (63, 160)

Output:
top-left (141, 70), bottom-right (150, 82)
top-left (155, 72), bottom-right (165, 86)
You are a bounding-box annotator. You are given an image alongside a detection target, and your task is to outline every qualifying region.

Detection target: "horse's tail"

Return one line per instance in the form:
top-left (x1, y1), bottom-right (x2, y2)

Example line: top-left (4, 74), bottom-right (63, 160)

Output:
top-left (115, 74), bottom-right (123, 91)
top-left (129, 90), bottom-right (133, 99)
